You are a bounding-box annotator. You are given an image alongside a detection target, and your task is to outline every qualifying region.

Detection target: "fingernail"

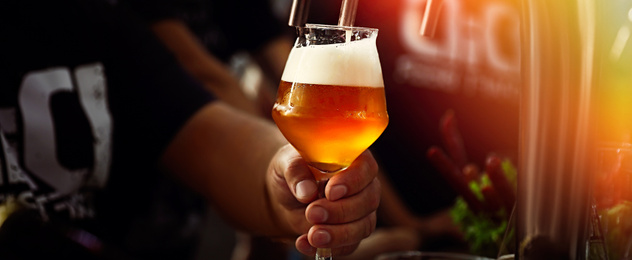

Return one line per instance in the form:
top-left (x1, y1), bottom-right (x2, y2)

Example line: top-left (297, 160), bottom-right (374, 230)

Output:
top-left (296, 238), bottom-right (315, 254)
top-left (296, 180), bottom-right (317, 199)
top-left (307, 206), bottom-right (328, 223)
top-left (312, 230), bottom-right (331, 247)
top-left (329, 185), bottom-right (347, 201)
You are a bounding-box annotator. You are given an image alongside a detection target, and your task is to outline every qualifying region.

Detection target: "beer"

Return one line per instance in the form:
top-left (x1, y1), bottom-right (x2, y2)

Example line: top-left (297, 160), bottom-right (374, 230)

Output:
top-left (272, 81), bottom-right (388, 178)
top-left (272, 24), bottom-right (388, 180)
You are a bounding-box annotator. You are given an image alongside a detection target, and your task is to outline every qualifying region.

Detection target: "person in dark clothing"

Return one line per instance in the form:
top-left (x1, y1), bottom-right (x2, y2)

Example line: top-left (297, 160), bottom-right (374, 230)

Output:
top-left (0, 0), bottom-right (381, 259)
top-left (123, 0), bottom-right (294, 120)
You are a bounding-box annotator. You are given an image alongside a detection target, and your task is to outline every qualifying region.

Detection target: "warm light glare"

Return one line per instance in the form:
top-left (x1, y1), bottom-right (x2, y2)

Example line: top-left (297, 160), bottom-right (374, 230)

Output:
top-left (596, 1), bottom-right (632, 143)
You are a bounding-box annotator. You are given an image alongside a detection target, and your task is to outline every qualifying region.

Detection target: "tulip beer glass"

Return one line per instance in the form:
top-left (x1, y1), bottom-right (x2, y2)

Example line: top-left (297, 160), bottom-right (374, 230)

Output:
top-left (272, 24), bottom-right (388, 259)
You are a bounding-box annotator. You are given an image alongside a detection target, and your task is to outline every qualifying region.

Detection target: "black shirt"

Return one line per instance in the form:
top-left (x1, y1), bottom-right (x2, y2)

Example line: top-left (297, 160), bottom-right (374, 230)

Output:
top-left (0, 0), bottom-right (214, 258)
top-left (123, 0), bottom-right (288, 62)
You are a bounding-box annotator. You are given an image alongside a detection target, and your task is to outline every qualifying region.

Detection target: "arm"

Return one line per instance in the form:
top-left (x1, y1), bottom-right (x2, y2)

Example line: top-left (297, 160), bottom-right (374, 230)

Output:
top-left (160, 101), bottom-right (287, 235)
top-left (379, 176), bottom-right (461, 240)
top-left (250, 36), bottom-right (294, 117)
top-left (150, 19), bottom-right (264, 117)
top-left (252, 36), bottom-right (293, 86)
top-left (159, 101), bottom-right (382, 256)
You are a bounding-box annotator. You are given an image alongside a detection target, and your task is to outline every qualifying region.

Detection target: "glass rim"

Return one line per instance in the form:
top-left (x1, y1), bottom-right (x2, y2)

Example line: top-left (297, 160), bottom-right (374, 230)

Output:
top-left (375, 251), bottom-right (495, 260)
top-left (304, 23), bottom-right (378, 33)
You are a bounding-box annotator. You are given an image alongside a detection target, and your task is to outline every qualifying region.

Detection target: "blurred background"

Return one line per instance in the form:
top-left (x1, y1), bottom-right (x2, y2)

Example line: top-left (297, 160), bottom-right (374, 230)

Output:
top-left (193, 0), bottom-right (521, 259)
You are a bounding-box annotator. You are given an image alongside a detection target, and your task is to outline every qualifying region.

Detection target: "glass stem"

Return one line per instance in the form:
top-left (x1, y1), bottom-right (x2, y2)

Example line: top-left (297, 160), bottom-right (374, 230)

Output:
top-left (315, 179), bottom-right (332, 260)
top-left (316, 248), bottom-right (332, 260)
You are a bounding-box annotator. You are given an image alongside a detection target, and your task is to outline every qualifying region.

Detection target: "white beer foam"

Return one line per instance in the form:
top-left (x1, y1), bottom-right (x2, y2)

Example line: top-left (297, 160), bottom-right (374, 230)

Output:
top-left (281, 37), bottom-right (384, 88)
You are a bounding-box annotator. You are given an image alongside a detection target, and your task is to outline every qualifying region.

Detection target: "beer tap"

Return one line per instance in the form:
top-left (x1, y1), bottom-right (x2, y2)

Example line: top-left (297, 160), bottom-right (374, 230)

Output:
top-left (338, 0), bottom-right (359, 26)
top-left (419, 0), bottom-right (444, 37)
top-left (288, 0), bottom-right (311, 27)
top-left (288, 0), bottom-right (312, 38)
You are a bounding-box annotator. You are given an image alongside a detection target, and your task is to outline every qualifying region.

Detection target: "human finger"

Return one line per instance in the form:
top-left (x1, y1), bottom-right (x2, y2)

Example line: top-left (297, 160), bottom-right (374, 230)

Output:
top-left (307, 211), bottom-right (377, 250)
top-left (270, 144), bottom-right (318, 204)
top-left (295, 234), bottom-right (316, 256)
top-left (326, 149), bottom-right (379, 201)
top-left (305, 178), bottom-right (381, 224)
top-left (295, 235), bottom-right (361, 257)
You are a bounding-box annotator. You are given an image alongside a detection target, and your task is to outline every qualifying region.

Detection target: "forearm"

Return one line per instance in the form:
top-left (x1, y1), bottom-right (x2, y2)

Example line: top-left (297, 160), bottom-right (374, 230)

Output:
top-left (251, 36), bottom-right (293, 119)
top-left (160, 101), bottom-right (293, 237)
top-left (376, 172), bottom-right (423, 229)
top-left (151, 19), bottom-right (262, 117)
top-left (253, 36), bottom-right (293, 85)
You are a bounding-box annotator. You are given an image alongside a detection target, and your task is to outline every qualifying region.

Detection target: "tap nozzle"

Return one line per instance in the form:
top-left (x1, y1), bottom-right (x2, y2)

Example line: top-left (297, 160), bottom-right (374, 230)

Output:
top-left (288, 0), bottom-right (312, 27)
top-left (420, 0), bottom-right (444, 38)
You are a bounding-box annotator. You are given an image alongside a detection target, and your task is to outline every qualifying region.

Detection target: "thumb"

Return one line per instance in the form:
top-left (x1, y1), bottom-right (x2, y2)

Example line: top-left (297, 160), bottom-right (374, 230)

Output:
top-left (270, 144), bottom-right (318, 204)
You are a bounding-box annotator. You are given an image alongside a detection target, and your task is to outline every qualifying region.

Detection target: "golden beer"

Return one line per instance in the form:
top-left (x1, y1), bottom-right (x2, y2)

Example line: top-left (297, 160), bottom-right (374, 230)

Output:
top-left (272, 80), bottom-right (388, 180)
top-left (274, 23), bottom-right (386, 260)
top-left (272, 23), bottom-right (387, 181)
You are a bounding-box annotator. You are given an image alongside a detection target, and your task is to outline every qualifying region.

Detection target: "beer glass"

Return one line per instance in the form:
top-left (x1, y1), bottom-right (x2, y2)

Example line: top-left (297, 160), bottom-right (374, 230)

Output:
top-left (272, 23), bottom-right (388, 259)
top-left (375, 251), bottom-right (495, 260)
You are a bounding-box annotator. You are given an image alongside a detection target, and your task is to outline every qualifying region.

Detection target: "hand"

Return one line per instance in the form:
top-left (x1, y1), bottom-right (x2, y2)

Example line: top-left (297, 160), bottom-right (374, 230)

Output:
top-left (266, 144), bottom-right (381, 257)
